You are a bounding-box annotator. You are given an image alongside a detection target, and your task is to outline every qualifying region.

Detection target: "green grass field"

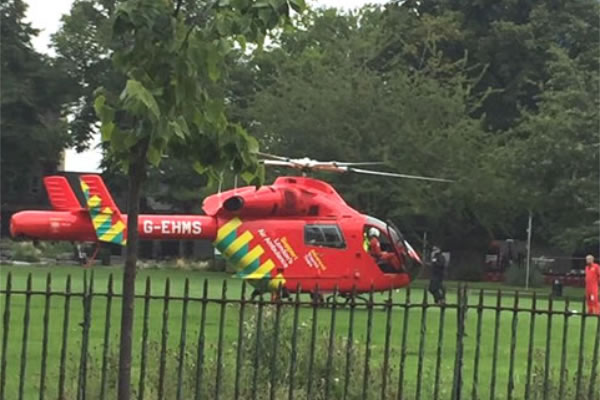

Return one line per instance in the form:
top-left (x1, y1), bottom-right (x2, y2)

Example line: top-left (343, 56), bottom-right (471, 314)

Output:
top-left (1, 265), bottom-right (599, 400)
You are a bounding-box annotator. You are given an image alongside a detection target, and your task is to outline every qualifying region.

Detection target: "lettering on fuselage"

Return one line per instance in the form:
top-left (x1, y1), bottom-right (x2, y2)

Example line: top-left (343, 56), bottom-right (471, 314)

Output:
top-left (143, 220), bottom-right (202, 235)
top-left (257, 229), bottom-right (298, 268)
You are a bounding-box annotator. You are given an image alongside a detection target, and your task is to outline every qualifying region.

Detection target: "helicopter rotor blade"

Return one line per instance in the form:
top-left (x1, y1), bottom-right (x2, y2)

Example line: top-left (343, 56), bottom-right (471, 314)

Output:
top-left (256, 152), bottom-right (292, 162)
top-left (346, 167), bottom-right (454, 183)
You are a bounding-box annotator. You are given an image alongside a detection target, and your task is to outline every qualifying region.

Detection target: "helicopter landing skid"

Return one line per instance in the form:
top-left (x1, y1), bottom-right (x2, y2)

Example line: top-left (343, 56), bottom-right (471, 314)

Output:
top-left (326, 293), bottom-right (369, 306)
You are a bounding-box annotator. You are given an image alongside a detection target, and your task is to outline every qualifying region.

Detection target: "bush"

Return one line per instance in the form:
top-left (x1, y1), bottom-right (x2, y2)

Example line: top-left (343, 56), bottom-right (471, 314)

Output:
top-left (12, 241), bottom-right (42, 262)
top-left (504, 264), bottom-right (544, 287)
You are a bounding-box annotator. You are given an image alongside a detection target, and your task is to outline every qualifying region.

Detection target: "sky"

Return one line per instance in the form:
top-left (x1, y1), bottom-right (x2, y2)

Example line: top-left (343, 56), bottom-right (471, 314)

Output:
top-left (24, 0), bottom-right (388, 172)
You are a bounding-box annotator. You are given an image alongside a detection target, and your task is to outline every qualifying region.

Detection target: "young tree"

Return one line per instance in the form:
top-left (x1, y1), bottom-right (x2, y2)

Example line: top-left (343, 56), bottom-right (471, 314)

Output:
top-left (92, 1), bottom-right (304, 398)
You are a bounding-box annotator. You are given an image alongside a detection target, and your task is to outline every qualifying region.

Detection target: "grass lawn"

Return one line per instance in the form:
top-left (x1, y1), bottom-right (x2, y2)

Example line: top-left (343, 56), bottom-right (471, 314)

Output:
top-left (1, 264), bottom-right (599, 400)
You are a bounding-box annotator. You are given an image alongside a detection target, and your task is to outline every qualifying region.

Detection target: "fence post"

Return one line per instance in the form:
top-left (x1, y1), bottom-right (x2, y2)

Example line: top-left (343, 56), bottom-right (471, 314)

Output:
top-left (362, 286), bottom-right (375, 400)
top-left (38, 273), bottom-right (52, 400)
top-left (489, 290), bottom-right (502, 400)
top-left (380, 288), bottom-right (393, 400)
top-left (77, 271), bottom-right (94, 400)
top-left (234, 281), bottom-right (247, 400)
top-left (396, 287), bottom-right (411, 400)
top-left (157, 278), bottom-right (171, 400)
top-left (176, 279), bottom-right (190, 400)
top-left (215, 280), bottom-right (228, 400)
top-left (194, 279), bottom-right (209, 400)
top-left (58, 275), bottom-right (72, 400)
top-left (415, 288), bottom-right (428, 400)
top-left (342, 286), bottom-right (357, 400)
top-left (524, 292), bottom-right (537, 400)
top-left (307, 284), bottom-right (320, 399)
top-left (507, 291), bottom-right (519, 400)
top-left (18, 273), bottom-right (32, 400)
top-left (558, 297), bottom-right (570, 399)
top-left (471, 289), bottom-right (484, 400)
top-left (251, 291), bottom-right (265, 400)
top-left (100, 274), bottom-right (114, 400)
top-left (0, 272), bottom-right (12, 400)
top-left (588, 313), bottom-right (600, 400)
top-left (433, 288), bottom-right (447, 400)
top-left (451, 285), bottom-right (466, 400)
top-left (288, 284), bottom-right (301, 400)
top-left (542, 296), bottom-right (554, 400)
top-left (575, 295), bottom-right (587, 400)
top-left (325, 286), bottom-right (339, 400)
top-left (138, 277), bottom-right (152, 400)
top-left (269, 284), bottom-right (283, 400)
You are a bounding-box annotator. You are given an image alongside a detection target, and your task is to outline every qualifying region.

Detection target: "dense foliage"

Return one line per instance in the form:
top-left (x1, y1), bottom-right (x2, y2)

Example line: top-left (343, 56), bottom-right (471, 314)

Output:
top-left (2, 0), bottom-right (598, 256)
top-left (0, 0), bottom-right (75, 199)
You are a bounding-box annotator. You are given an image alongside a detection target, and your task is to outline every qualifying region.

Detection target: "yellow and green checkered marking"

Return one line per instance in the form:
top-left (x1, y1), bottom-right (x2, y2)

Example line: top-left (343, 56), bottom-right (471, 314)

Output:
top-left (80, 180), bottom-right (126, 245)
top-left (213, 218), bottom-right (284, 288)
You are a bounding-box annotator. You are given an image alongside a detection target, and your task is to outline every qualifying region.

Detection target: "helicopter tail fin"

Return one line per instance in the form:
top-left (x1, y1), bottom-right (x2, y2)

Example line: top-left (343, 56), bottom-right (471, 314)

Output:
top-left (44, 176), bottom-right (82, 210)
top-left (80, 174), bottom-right (127, 245)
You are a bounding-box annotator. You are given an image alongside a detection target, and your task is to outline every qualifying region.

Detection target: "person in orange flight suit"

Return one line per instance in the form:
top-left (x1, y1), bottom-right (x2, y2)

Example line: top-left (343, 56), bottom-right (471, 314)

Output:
top-left (367, 227), bottom-right (403, 272)
top-left (585, 255), bottom-right (600, 315)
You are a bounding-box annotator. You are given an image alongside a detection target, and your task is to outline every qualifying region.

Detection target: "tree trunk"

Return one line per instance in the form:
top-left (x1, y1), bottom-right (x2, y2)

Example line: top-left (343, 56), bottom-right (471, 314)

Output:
top-left (118, 141), bottom-right (148, 400)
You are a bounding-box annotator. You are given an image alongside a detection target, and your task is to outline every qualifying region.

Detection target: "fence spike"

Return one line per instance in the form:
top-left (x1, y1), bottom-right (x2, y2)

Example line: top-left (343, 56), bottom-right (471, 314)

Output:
top-left (362, 285), bottom-right (375, 400)
top-left (58, 275), bottom-right (72, 400)
top-left (507, 291), bottom-right (520, 400)
top-left (415, 285), bottom-right (428, 400)
top-left (176, 278), bottom-right (191, 400)
top-left (269, 282), bottom-right (284, 400)
top-left (307, 284), bottom-right (320, 399)
top-left (588, 310), bottom-right (600, 400)
top-left (38, 273), bottom-right (52, 400)
top-left (17, 274), bottom-right (32, 400)
top-left (471, 289), bottom-right (484, 400)
top-left (433, 286), bottom-right (447, 400)
top-left (397, 286), bottom-right (411, 400)
top-left (542, 295), bottom-right (554, 400)
top-left (287, 284), bottom-right (302, 400)
top-left (100, 273), bottom-right (114, 400)
top-left (0, 272), bottom-right (12, 400)
top-left (215, 280), bottom-right (228, 400)
top-left (157, 278), bottom-right (171, 400)
top-left (575, 293), bottom-right (587, 400)
top-left (489, 289), bottom-right (502, 400)
top-left (138, 276), bottom-right (152, 400)
top-left (325, 285), bottom-right (339, 399)
top-left (381, 287), bottom-right (393, 400)
top-left (558, 296), bottom-right (570, 399)
top-left (251, 290), bottom-right (265, 400)
top-left (343, 285), bottom-right (357, 400)
top-left (234, 280), bottom-right (247, 400)
top-left (194, 279), bottom-right (209, 400)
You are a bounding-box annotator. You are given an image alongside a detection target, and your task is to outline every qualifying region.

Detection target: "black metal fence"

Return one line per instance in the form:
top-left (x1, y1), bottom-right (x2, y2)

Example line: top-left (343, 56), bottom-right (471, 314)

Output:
top-left (1, 272), bottom-right (599, 400)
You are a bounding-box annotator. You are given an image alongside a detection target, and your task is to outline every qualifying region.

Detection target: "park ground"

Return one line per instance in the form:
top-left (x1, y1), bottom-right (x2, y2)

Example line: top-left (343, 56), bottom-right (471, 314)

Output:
top-left (0, 264), bottom-right (598, 400)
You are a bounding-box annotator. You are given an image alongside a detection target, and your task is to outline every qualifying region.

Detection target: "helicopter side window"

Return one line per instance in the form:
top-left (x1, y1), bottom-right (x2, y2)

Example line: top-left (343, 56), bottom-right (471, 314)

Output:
top-left (304, 224), bottom-right (345, 249)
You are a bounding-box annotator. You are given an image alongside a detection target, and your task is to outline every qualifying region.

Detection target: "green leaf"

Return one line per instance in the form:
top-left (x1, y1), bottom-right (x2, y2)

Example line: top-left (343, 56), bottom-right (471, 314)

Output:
top-left (193, 161), bottom-right (207, 174)
top-left (94, 95), bottom-right (106, 117)
top-left (206, 46), bottom-right (221, 82)
top-left (100, 121), bottom-right (115, 141)
top-left (120, 79), bottom-right (161, 120)
top-left (146, 145), bottom-right (162, 166)
top-left (288, 0), bottom-right (305, 13)
top-left (246, 135), bottom-right (259, 155)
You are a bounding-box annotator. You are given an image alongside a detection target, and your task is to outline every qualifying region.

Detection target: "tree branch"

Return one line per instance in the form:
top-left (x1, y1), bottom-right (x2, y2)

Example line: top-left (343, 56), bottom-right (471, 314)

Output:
top-left (174, 0), bottom-right (183, 18)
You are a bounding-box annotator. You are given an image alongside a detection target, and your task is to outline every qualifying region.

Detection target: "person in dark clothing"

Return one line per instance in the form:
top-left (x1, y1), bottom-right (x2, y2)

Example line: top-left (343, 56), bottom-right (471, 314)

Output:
top-left (428, 246), bottom-right (446, 304)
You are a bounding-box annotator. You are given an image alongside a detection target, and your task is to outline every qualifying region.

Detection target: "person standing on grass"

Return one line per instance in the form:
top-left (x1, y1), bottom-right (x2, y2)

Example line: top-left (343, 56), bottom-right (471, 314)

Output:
top-left (585, 255), bottom-right (600, 315)
top-left (429, 246), bottom-right (447, 304)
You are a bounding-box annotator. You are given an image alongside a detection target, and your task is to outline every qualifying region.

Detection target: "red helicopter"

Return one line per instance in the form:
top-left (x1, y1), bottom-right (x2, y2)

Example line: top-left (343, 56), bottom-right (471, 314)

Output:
top-left (10, 153), bottom-right (452, 299)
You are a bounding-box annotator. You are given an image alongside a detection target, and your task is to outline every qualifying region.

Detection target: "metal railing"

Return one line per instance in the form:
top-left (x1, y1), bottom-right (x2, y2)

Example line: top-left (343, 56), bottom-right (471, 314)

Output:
top-left (0, 272), bottom-right (599, 400)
